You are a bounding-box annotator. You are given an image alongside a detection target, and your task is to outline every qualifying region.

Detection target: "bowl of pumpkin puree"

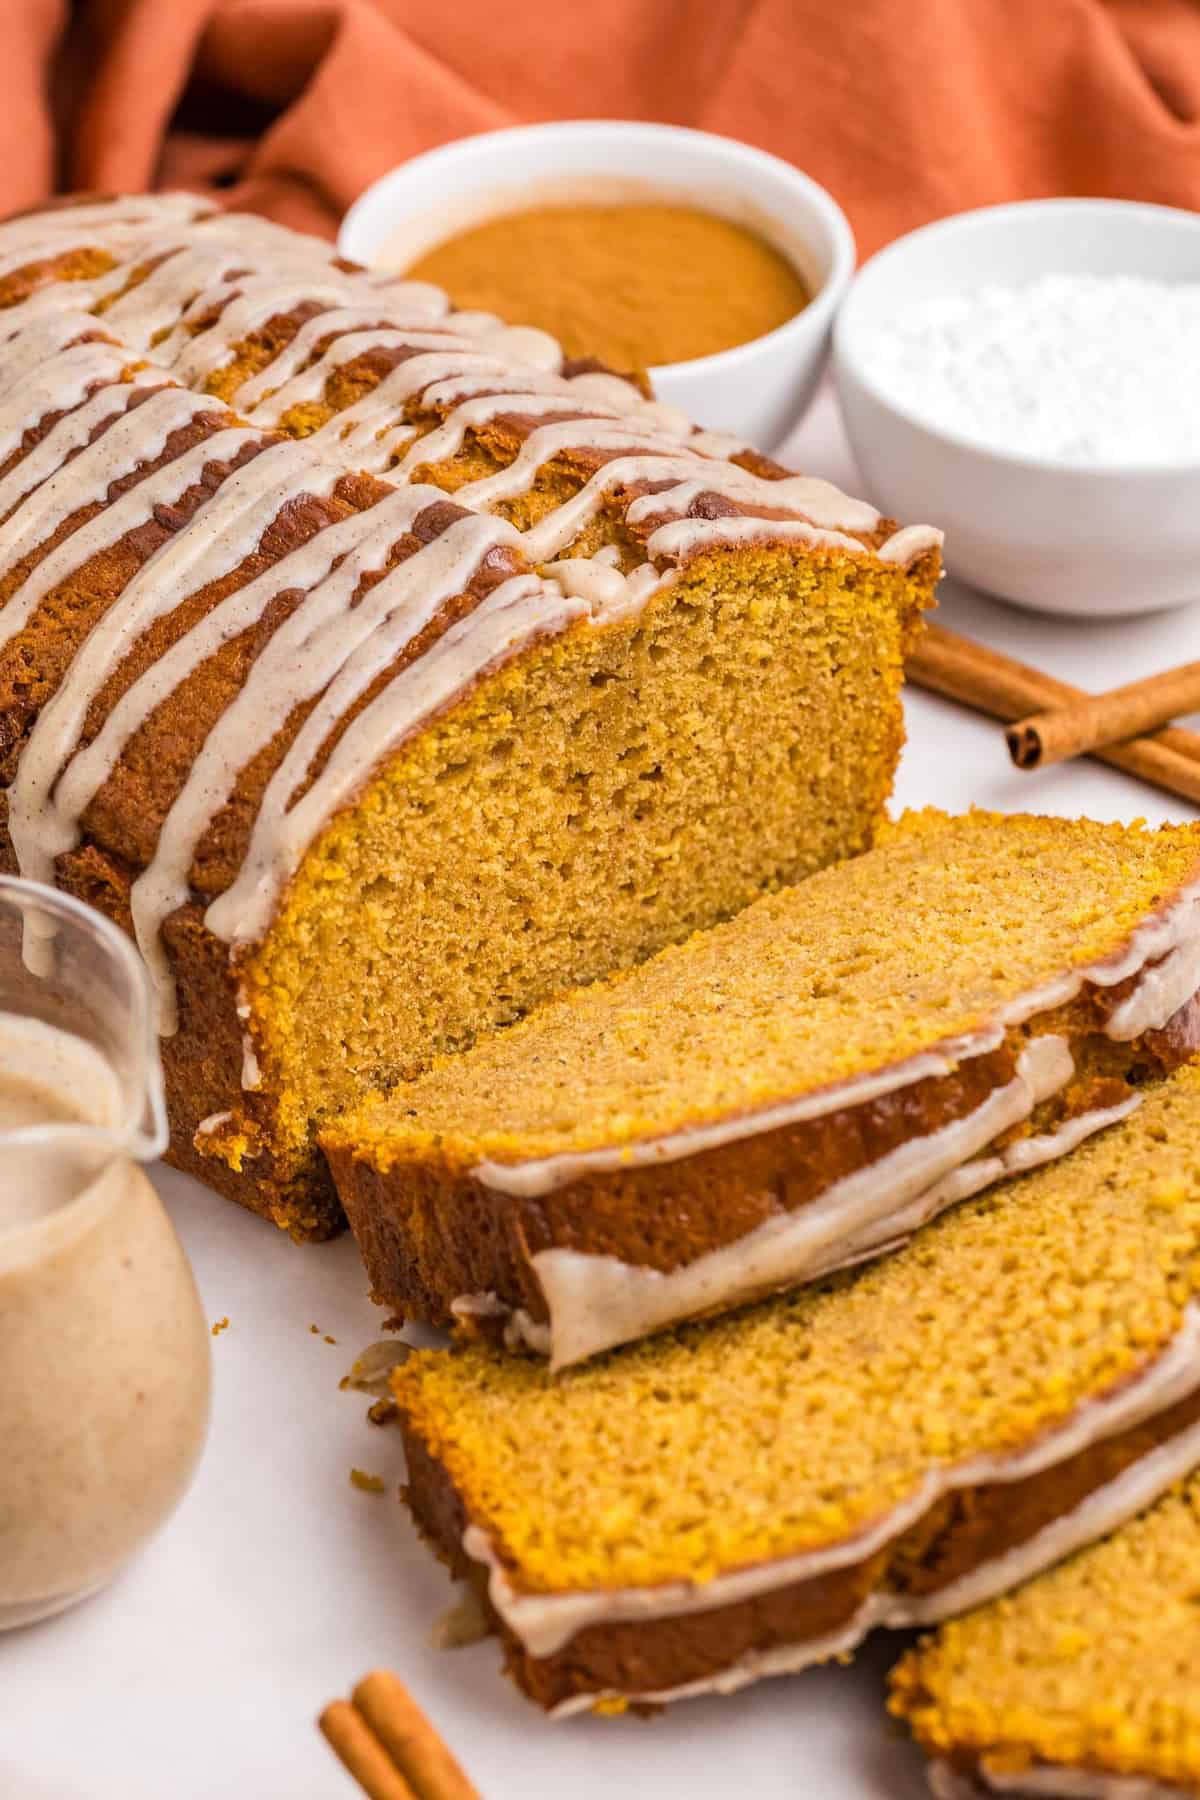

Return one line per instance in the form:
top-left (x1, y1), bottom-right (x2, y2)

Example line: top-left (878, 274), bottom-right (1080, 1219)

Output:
top-left (339, 121), bottom-right (855, 448)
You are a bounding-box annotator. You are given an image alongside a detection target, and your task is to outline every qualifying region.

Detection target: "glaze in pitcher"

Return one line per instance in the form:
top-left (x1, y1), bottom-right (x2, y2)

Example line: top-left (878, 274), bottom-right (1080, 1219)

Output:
top-left (0, 876), bottom-right (211, 1630)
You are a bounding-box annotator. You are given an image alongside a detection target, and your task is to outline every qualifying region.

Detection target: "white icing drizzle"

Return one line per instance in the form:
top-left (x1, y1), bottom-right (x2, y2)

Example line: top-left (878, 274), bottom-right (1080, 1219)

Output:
top-left (0, 309), bottom-right (116, 375)
top-left (264, 348), bottom-right (527, 475)
top-left (457, 1303), bottom-right (1200, 1670)
top-left (0, 193), bottom-right (210, 245)
top-left (501, 1096), bottom-right (1143, 1366)
top-left (540, 556), bottom-right (631, 609)
top-left (450, 1292), bottom-right (554, 1356)
top-left (452, 419), bottom-right (711, 508)
top-left (163, 276), bottom-right (380, 383)
top-left (472, 1038), bottom-right (1001, 1202)
top-left (244, 331), bottom-right (501, 424)
top-left (231, 305), bottom-right (456, 411)
top-left (876, 521), bottom-right (949, 565)
top-left (389, 384), bottom-right (656, 485)
top-left (627, 470), bottom-right (884, 534)
top-left (101, 243), bottom-right (325, 345)
top-left (1106, 904), bottom-right (1200, 1038)
top-left (460, 1489), bottom-right (929, 1663)
top-left (0, 202), bottom-right (938, 588)
top-left (645, 511), bottom-right (880, 561)
top-left (0, 385), bottom-right (229, 655)
top-left (58, 219), bottom-right (923, 568)
top-left (894, 1410), bottom-right (1200, 1628)
top-left (0, 338), bottom-right (129, 458)
top-left (40, 486), bottom-right (418, 872)
top-left (0, 236), bottom-right (116, 283)
top-left (933, 1760), bottom-right (1190, 1799)
top-left (908, 1094), bottom-right (1141, 1222)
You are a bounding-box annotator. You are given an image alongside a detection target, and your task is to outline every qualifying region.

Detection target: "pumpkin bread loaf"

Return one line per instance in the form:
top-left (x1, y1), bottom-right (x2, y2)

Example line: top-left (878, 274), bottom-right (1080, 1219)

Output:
top-left (325, 809), bottom-right (1200, 1364)
top-left (891, 1472), bottom-right (1200, 1798)
top-left (0, 195), bottom-right (937, 1236)
top-left (390, 1061), bottom-right (1200, 1714)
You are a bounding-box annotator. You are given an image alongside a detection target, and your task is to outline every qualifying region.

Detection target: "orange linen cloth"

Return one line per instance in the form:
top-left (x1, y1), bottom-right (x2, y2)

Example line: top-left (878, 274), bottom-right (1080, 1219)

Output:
top-left (9, 0), bottom-right (1200, 256)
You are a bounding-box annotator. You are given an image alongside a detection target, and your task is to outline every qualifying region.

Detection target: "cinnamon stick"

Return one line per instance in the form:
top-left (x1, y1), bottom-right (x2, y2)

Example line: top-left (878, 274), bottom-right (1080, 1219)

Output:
top-left (354, 1672), bottom-right (481, 1800)
top-left (319, 1700), bottom-right (418, 1800)
top-left (906, 624), bottom-right (1200, 808)
top-left (1007, 659), bottom-right (1200, 771)
top-left (319, 1671), bottom-right (482, 1800)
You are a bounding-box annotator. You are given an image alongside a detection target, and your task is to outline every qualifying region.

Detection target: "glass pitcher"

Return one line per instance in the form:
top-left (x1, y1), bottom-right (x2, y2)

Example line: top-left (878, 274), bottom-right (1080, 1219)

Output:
top-left (0, 875), bottom-right (211, 1630)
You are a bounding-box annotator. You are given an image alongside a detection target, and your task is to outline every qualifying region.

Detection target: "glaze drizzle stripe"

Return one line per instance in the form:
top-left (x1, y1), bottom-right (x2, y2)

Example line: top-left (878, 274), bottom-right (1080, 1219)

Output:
top-left (249, 339), bottom-right (549, 428)
top-left (0, 390), bottom-right (236, 654)
top-left (0, 337), bottom-right (130, 450)
top-left (0, 366), bottom-right (166, 520)
top-left (233, 304), bottom-right (473, 409)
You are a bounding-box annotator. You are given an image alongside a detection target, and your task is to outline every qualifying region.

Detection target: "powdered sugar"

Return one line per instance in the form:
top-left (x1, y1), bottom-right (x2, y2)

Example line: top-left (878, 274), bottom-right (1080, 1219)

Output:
top-left (860, 274), bottom-right (1200, 465)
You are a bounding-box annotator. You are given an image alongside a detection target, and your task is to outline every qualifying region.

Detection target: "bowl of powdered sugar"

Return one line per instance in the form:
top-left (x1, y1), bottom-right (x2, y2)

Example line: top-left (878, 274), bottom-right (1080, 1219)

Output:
top-left (833, 199), bottom-right (1200, 616)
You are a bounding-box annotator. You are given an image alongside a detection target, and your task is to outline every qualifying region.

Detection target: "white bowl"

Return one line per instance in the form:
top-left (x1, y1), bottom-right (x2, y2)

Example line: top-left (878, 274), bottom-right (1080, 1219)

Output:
top-left (834, 198), bottom-right (1200, 618)
top-left (339, 121), bottom-right (855, 449)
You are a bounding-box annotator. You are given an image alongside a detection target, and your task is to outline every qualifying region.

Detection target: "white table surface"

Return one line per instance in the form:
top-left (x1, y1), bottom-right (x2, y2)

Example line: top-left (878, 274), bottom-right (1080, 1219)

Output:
top-left (3, 384), bottom-right (1199, 1800)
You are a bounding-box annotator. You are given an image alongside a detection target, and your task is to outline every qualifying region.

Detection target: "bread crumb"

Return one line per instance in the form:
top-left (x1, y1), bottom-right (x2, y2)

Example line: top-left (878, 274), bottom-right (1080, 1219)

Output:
top-left (340, 1340), bottom-right (412, 1396)
top-left (350, 1468), bottom-right (386, 1494)
top-left (211, 1317), bottom-right (230, 1336)
top-left (431, 1586), bottom-right (489, 1649)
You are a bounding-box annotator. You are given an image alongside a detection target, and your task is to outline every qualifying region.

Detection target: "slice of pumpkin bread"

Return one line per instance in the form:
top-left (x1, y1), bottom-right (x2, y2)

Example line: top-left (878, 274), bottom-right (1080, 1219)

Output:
top-left (890, 1472), bottom-right (1200, 1798)
top-left (325, 809), bottom-right (1200, 1364)
top-left (389, 1061), bottom-right (1200, 1715)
